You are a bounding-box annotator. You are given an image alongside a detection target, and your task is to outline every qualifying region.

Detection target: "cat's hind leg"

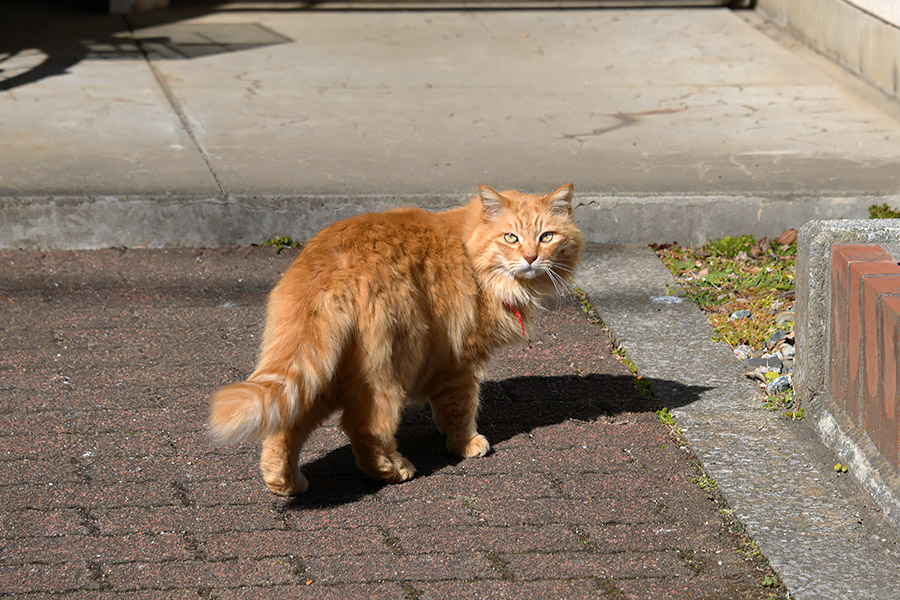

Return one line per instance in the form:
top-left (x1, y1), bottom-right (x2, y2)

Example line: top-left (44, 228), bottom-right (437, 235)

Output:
top-left (429, 371), bottom-right (490, 458)
top-left (341, 380), bottom-right (416, 484)
top-left (260, 417), bottom-right (316, 496)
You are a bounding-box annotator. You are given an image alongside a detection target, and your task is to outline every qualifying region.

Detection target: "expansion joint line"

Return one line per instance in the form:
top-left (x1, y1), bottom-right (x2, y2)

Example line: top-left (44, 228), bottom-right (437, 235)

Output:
top-left (122, 16), bottom-right (229, 198)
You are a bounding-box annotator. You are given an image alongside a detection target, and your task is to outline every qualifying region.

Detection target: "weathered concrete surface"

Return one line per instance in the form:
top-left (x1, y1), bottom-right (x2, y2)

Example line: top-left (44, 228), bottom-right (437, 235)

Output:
top-left (758, 0), bottom-right (900, 100)
top-left (578, 245), bottom-right (900, 600)
top-left (2, 5), bottom-right (900, 248)
top-left (0, 6), bottom-right (220, 196)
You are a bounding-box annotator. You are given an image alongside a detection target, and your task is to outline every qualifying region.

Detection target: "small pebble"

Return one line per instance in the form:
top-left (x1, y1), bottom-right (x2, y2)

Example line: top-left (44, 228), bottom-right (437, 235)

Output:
top-left (766, 374), bottom-right (792, 396)
top-left (729, 309), bottom-right (752, 321)
top-left (743, 357), bottom-right (782, 373)
top-left (766, 330), bottom-right (787, 350)
top-left (733, 344), bottom-right (753, 361)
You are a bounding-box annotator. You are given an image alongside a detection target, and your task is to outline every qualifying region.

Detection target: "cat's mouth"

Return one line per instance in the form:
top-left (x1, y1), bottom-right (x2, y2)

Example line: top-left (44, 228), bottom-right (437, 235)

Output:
top-left (514, 265), bottom-right (544, 280)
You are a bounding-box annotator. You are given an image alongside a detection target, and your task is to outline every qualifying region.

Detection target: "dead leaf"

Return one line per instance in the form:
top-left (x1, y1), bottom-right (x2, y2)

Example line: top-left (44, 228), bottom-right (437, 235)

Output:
top-left (774, 229), bottom-right (797, 246)
top-left (744, 366), bottom-right (770, 383)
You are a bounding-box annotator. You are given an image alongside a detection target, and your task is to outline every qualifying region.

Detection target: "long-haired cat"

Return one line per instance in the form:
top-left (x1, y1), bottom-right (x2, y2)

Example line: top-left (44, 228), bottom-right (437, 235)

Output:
top-left (209, 184), bottom-right (584, 495)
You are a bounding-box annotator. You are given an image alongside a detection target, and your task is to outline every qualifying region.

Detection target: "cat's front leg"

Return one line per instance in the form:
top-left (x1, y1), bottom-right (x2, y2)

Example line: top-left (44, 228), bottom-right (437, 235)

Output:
top-left (429, 371), bottom-right (491, 458)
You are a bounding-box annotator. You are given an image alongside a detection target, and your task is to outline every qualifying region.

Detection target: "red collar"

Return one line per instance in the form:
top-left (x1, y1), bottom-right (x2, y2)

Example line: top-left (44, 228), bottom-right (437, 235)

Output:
top-left (502, 301), bottom-right (526, 336)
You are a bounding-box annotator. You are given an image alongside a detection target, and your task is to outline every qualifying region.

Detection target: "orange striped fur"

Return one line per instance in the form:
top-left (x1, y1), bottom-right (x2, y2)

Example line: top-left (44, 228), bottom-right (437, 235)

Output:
top-left (209, 184), bottom-right (583, 495)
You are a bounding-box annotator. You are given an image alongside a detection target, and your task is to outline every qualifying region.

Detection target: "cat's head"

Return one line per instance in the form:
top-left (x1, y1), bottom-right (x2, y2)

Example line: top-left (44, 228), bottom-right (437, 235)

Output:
top-left (470, 183), bottom-right (584, 302)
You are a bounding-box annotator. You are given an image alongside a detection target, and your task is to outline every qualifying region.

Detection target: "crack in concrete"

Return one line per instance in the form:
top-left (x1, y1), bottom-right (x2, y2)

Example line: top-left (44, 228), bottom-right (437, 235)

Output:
top-left (121, 16), bottom-right (228, 199)
top-left (562, 108), bottom-right (688, 143)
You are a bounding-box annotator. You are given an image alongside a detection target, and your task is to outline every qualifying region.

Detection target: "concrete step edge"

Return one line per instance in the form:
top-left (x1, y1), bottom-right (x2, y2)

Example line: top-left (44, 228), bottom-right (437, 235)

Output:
top-left (2, 192), bottom-right (899, 250)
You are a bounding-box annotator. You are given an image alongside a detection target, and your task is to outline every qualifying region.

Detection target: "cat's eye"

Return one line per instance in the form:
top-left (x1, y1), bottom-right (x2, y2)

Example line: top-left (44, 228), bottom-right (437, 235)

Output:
top-left (503, 233), bottom-right (519, 244)
top-left (539, 232), bottom-right (555, 243)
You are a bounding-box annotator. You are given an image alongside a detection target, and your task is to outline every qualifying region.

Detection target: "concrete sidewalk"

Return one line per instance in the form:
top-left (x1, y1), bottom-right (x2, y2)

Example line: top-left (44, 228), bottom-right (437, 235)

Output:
top-left (2, 3), bottom-right (900, 248)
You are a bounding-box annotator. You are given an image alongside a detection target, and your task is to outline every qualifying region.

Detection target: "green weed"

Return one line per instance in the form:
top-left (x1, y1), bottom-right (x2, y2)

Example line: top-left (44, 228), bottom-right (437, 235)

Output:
top-left (869, 203), bottom-right (900, 219)
top-left (656, 406), bottom-right (676, 427)
top-left (692, 473), bottom-right (717, 491)
top-left (573, 287), bottom-right (604, 327)
top-left (654, 234), bottom-right (800, 421)
top-left (260, 236), bottom-right (300, 252)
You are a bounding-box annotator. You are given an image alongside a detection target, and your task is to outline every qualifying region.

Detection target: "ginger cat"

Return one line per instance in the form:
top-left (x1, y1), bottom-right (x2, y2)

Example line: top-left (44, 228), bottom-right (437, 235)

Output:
top-left (209, 184), bottom-right (584, 495)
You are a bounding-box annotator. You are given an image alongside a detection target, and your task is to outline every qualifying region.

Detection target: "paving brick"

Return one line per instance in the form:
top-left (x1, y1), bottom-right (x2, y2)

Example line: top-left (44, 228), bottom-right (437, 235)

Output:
top-left (616, 572), bottom-right (765, 599)
top-left (392, 524), bottom-right (586, 555)
top-left (845, 261), bottom-right (900, 424)
top-left (424, 438), bottom-right (542, 477)
top-left (0, 561), bottom-right (102, 595)
top-left (470, 497), bottom-right (666, 527)
top-left (104, 557), bottom-right (300, 591)
top-left (92, 504), bottom-right (285, 536)
top-left (580, 522), bottom-right (687, 553)
top-left (528, 415), bottom-right (659, 449)
top-left (375, 472), bottom-right (561, 503)
top-left (15, 591), bottom-right (199, 600)
top-left (301, 552), bottom-right (499, 585)
top-left (0, 458), bottom-right (86, 487)
top-left (196, 527), bottom-right (390, 561)
top-left (830, 244), bottom-right (894, 417)
top-left (416, 579), bottom-right (604, 599)
top-left (499, 549), bottom-right (695, 581)
top-left (0, 430), bottom-right (176, 462)
top-left (0, 508), bottom-right (91, 539)
top-left (283, 498), bottom-right (478, 531)
top-left (212, 582), bottom-right (409, 600)
top-left (861, 272), bottom-right (900, 461)
top-left (0, 480), bottom-right (180, 511)
top-left (560, 465), bottom-right (694, 500)
top-left (1, 532), bottom-right (192, 566)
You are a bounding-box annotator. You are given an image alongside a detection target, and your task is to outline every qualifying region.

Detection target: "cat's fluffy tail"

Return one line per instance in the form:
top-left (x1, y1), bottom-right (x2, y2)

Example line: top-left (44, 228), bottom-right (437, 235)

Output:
top-left (208, 374), bottom-right (302, 444)
top-left (208, 308), bottom-right (350, 444)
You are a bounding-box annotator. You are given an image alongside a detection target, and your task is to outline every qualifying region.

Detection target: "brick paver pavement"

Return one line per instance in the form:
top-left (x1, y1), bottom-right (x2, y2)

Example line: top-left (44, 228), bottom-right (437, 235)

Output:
top-left (0, 248), bottom-right (781, 598)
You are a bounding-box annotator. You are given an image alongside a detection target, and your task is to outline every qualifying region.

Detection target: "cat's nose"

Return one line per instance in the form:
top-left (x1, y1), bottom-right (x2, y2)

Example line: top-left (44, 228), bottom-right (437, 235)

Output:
top-left (524, 255), bottom-right (537, 265)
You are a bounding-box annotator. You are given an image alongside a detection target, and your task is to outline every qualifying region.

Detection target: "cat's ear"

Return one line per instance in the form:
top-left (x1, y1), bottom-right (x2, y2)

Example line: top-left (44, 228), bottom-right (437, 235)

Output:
top-left (478, 185), bottom-right (507, 220)
top-left (545, 183), bottom-right (574, 217)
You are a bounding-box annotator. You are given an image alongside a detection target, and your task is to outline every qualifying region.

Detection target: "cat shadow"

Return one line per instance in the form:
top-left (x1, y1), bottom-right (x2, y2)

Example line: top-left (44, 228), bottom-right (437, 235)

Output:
top-left (282, 373), bottom-right (710, 509)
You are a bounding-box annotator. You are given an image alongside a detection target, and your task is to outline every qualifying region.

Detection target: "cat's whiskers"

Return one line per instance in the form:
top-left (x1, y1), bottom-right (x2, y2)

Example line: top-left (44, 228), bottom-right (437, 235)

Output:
top-left (549, 262), bottom-right (577, 277)
top-left (546, 267), bottom-right (575, 301)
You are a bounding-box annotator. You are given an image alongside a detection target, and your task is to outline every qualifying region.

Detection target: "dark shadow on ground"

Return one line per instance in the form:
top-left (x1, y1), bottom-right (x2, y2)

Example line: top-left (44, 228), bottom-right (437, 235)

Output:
top-left (283, 373), bottom-right (710, 508)
top-left (0, 0), bottom-right (750, 92)
top-left (0, 0), bottom-right (295, 91)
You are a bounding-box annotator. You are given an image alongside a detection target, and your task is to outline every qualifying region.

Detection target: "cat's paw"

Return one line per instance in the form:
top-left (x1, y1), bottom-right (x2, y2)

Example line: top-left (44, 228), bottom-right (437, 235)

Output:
top-left (365, 454), bottom-right (417, 484)
top-left (264, 470), bottom-right (309, 496)
top-left (450, 434), bottom-right (491, 458)
top-left (395, 456), bottom-right (417, 482)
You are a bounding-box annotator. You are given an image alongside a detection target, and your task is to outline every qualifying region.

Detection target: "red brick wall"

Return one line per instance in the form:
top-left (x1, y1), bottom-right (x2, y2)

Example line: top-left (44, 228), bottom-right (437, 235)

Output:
top-left (830, 245), bottom-right (900, 470)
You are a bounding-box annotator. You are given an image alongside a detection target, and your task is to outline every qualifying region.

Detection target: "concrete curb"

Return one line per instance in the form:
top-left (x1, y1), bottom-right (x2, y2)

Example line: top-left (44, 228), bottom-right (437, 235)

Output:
top-left (3, 193), bottom-right (898, 250)
top-left (796, 220), bottom-right (900, 533)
